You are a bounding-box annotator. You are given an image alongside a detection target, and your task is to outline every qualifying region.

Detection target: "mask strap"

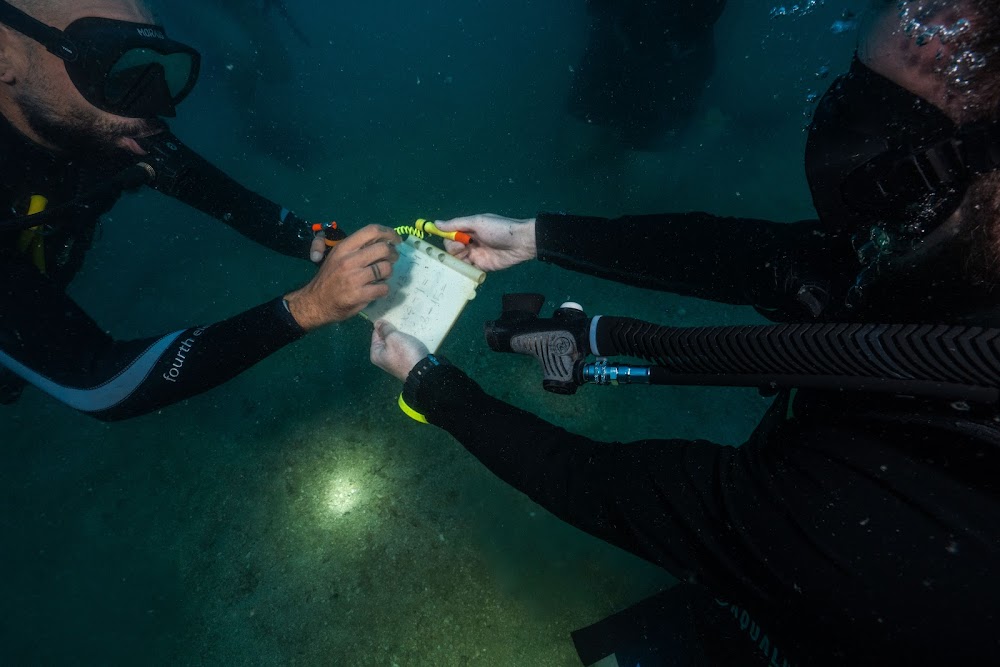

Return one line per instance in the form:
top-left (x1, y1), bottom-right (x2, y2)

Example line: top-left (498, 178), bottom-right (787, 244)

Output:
top-left (0, 0), bottom-right (77, 61)
top-left (844, 121), bottom-right (999, 212)
top-left (843, 138), bottom-right (968, 211)
top-left (891, 139), bottom-right (968, 194)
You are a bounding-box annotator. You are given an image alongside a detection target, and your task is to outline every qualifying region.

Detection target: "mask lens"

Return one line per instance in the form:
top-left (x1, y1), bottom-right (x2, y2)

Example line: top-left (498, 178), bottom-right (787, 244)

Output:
top-left (105, 48), bottom-right (196, 103)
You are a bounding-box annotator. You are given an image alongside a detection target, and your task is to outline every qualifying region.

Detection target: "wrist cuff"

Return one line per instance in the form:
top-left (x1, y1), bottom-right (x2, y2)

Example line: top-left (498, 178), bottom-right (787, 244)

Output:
top-left (274, 296), bottom-right (307, 335)
top-left (402, 354), bottom-right (448, 404)
top-left (401, 354), bottom-right (479, 425)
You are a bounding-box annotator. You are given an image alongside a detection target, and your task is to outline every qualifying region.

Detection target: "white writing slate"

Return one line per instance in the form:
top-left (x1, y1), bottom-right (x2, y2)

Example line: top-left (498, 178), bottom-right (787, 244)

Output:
top-left (362, 236), bottom-right (486, 353)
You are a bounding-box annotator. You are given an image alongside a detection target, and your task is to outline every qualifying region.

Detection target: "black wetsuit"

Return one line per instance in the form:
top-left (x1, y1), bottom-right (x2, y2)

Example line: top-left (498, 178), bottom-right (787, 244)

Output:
top-left (0, 116), bottom-right (308, 421)
top-left (569, 0), bottom-right (729, 149)
top-left (402, 212), bottom-right (1000, 665)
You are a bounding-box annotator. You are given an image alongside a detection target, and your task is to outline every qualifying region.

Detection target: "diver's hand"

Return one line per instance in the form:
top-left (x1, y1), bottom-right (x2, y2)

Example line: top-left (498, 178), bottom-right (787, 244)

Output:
top-left (370, 320), bottom-right (429, 381)
top-left (285, 225), bottom-right (400, 331)
top-left (434, 214), bottom-right (537, 271)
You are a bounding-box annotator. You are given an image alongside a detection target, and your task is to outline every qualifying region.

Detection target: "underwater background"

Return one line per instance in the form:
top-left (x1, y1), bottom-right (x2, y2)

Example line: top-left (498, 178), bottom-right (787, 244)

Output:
top-left (2, 1), bottom-right (858, 664)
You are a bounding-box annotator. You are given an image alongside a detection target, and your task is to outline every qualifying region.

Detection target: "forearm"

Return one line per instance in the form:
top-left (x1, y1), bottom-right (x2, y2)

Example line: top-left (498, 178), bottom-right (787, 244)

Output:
top-left (141, 132), bottom-right (309, 258)
top-left (535, 212), bottom-right (832, 310)
top-left (403, 357), bottom-right (749, 586)
top-left (1, 296), bottom-right (305, 421)
top-left (93, 298), bottom-right (305, 420)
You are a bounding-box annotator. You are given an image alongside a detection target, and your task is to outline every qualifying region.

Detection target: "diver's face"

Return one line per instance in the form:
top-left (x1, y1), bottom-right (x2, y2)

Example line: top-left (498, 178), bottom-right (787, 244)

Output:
top-left (13, 0), bottom-right (163, 154)
top-left (860, 1), bottom-right (983, 123)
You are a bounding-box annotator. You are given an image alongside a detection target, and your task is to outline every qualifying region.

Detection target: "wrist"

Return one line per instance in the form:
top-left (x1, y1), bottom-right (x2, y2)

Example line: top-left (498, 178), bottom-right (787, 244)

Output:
top-left (283, 288), bottom-right (322, 331)
top-left (518, 217), bottom-right (538, 261)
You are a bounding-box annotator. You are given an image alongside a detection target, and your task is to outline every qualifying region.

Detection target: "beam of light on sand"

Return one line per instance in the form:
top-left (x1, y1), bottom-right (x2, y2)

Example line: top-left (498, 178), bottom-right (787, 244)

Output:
top-left (324, 474), bottom-right (364, 518)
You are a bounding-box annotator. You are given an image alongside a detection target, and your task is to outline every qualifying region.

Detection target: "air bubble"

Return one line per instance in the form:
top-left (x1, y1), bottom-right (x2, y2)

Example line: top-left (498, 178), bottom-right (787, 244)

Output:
top-left (770, 0), bottom-right (825, 19)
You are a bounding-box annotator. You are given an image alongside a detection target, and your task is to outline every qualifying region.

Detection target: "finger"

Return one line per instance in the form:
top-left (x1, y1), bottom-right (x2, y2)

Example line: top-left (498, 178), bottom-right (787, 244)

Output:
top-left (361, 232), bottom-right (402, 250)
top-left (367, 260), bottom-right (394, 284)
top-left (434, 217), bottom-right (472, 232)
top-left (358, 282), bottom-right (391, 305)
top-left (352, 240), bottom-right (400, 268)
top-left (370, 327), bottom-right (387, 360)
top-left (370, 326), bottom-right (384, 349)
top-left (337, 225), bottom-right (400, 254)
top-left (310, 235), bottom-right (327, 263)
top-left (443, 238), bottom-right (465, 255)
top-left (375, 319), bottom-right (397, 338)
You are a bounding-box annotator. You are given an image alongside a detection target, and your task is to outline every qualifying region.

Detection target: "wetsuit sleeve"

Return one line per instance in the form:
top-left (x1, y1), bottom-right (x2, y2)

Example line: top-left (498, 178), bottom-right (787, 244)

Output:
top-left (405, 359), bottom-right (752, 590)
top-left (142, 132), bottom-right (309, 259)
top-left (536, 212), bottom-right (839, 315)
top-left (0, 253), bottom-right (305, 421)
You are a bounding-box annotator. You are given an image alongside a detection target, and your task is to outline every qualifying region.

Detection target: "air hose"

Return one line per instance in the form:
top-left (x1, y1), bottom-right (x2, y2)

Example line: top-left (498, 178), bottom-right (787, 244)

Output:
top-left (485, 293), bottom-right (1000, 405)
top-left (592, 317), bottom-right (1000, 404)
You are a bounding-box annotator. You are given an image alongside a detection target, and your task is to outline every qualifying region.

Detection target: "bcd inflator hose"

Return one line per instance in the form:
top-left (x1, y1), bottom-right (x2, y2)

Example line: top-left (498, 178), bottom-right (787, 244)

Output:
top-left (485, 293), bottom-right (1000, 405)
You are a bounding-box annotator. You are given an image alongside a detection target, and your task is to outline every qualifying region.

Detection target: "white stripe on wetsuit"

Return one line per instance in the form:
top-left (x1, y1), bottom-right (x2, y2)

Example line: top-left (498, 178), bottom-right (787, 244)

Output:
top-left (0, 331), bottom-right (184, 412)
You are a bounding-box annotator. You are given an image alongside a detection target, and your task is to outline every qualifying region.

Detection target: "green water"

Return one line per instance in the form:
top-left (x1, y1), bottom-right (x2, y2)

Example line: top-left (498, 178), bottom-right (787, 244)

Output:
top-left (1, 1), bottom-right (854, 663)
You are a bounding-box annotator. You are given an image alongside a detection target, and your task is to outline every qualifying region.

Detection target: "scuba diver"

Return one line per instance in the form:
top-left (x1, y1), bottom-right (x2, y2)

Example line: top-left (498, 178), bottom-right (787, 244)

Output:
top-left (0, 0), bottom-right (399, 420)
top-left (568, 0), bottom-right (729, 150)
top-left (371, 0), bottom-right (1000, 664)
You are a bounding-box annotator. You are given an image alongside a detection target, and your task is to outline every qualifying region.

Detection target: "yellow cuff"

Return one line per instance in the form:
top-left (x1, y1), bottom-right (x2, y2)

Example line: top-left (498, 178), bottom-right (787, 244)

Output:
top-left (398, 393), bottom-right (428, 424)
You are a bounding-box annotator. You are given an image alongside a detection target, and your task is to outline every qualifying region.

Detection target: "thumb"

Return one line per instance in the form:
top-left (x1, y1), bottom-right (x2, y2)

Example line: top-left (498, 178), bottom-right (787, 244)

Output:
top-left (374, 319), bottom-right (397, 339)
top-left (310, 235), bottom-right (327, 263)
top-left (434, 218), bottom-right (465, 232)
top-left (369, 326), bottom-right (387, 365)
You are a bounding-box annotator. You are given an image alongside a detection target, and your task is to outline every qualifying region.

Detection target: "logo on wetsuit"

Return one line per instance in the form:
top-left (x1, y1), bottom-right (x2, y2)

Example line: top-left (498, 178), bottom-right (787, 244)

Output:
top-left (715, 599), bottom-right (797, 667)
top-left (162, 327), bottom-right (206, 383)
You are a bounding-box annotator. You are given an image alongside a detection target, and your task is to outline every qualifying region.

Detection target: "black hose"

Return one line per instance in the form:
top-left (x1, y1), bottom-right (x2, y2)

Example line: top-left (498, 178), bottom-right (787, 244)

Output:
top-left (594, 318), bottom-right (1000, 404)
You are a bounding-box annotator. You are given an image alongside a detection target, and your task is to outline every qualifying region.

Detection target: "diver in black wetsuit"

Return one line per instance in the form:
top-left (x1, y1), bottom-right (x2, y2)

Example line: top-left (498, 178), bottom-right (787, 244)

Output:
top-left (0, 0), bottom-right (399, 421)
top-left (370, 1), bottom-right (1000, 664)
top-left (568, 0), bottom-right (729, 150)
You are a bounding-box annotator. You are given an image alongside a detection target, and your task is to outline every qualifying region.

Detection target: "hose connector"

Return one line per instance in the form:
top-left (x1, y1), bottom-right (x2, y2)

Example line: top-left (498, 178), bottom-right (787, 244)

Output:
top-left (582, 359), bottom-right (653, 386)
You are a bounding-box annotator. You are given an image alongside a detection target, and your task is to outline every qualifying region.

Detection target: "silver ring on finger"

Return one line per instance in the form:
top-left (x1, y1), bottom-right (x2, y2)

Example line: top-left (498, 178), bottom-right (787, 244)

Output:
top-left (371, 263), bottom-right (382, 282)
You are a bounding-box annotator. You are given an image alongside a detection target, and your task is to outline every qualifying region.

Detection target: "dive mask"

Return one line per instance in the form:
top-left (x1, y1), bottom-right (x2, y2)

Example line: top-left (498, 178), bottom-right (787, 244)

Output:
top-left (0, 1), bottom-right (200, 118)
top-left (806, 56), bottom-right (1000, 252)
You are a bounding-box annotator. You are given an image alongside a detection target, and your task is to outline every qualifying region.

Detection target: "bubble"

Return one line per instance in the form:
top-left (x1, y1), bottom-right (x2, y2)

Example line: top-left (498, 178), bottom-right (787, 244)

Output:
top-left (769, 0), bottom-right (825, 19)
top-left (831, 19), bottom-right (858, 35)
top-left (896, 2), bottom-right (988, 90)
top-left (898, 1), bottom-right (972, 45)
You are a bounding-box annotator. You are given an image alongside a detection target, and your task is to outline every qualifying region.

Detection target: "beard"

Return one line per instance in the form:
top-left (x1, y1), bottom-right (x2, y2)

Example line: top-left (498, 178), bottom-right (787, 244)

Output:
top-left (16, 82), bottom-right (163, 156)
top-left (956, 173), bottom-right (1000, 291)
